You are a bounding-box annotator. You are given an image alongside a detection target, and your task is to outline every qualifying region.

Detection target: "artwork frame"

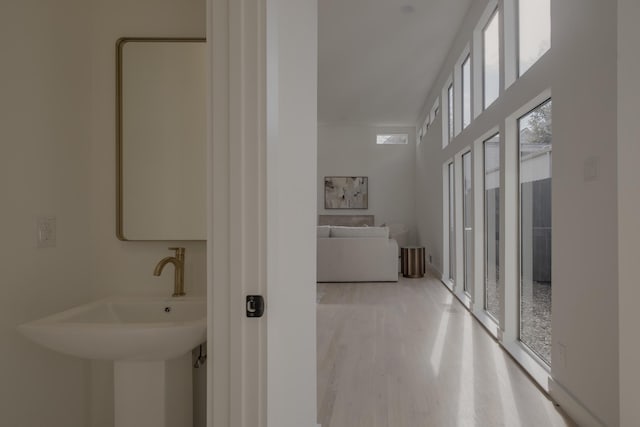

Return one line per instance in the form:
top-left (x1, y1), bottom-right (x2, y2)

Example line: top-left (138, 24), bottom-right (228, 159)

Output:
top-left (324, 176), bottom-right (369, 209)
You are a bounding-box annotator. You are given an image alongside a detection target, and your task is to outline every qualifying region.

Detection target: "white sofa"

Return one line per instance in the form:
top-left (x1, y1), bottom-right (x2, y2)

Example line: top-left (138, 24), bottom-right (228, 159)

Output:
top-left (317, 226), bottom-right (399, 282)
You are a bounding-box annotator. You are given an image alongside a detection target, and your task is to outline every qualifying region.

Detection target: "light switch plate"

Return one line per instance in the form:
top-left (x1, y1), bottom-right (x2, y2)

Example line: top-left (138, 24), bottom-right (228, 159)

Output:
top-left (37, 216), bottom-right (56, 248)
top-left (583, 156), bottom-right (598, 181)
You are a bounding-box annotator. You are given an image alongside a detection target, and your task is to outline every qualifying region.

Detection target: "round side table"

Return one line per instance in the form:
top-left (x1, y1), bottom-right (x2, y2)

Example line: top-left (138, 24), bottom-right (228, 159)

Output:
top-left (400, 246), bottom-right (425, 278)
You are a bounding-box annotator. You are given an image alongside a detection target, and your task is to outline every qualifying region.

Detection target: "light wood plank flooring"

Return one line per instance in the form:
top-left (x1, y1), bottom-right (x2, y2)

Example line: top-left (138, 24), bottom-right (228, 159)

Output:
top-left (317, 274), bottom-right (575, 427)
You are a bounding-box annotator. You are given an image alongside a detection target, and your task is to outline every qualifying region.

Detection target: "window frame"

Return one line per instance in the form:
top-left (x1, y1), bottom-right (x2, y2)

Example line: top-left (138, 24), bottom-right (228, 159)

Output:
top-left (453, 47), bottom-right (471, 137)
top-left (482, 7), bottom-right (500, 110)
top-left (461, 149), bottom-right (473, 294)
top-left (482, 132), bottom-right (501, 324)
top-left (517, 97), bottom-right (552, 365)
top-left (501, 89), bottom-right (553, 388)
top-left (442, 76), bottom-right (454, 147)
top-left (375, 133), bottom-right (409, 145)
top-left (461, 54), bottom-right (472, 130)
top-left (442, 159), bottom-right (456, 290)
top-left (516, 0), bottom-right (551, 77)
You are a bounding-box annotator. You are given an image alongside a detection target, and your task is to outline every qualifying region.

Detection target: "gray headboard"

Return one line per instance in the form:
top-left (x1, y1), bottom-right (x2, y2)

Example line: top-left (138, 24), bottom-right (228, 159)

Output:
top-left (318, 214), bottom-right (375, 227)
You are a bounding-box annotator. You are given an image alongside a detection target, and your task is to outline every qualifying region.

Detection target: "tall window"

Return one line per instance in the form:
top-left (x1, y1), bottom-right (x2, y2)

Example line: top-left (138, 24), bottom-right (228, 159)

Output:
top-left (483, 10), bottom-right (500, 108)
top-left (484, 134), bottom-right (500, 322)
top-left (448, 84), bottom-right (454, 142)
top-left (518, 0), bottom-right (551, 76)
top-left (448, 162), bottom-right (456, 283)
top-left (462, 55), bottom-right (471, 129)
top-left (430, 98), bottom-right (440, 125)
top-left (462, 152), bottom-right (473, 293)
top-left (518, 99), bottom-right (552, 364)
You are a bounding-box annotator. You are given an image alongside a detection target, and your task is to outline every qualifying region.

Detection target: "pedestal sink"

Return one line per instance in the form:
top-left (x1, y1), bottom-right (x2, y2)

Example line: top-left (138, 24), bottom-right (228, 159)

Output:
top-left (19, 296), bottom-right (206, 427)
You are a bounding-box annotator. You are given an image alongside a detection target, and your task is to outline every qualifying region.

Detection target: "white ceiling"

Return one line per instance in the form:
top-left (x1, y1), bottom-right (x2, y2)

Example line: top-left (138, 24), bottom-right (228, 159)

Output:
top-left (318, 0), bottom-right (472, 126)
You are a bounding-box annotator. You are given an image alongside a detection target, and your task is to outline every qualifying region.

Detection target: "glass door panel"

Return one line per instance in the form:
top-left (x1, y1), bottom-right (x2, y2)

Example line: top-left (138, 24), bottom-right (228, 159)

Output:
top-left (462, 152), bottom-right (472, 294)
top-left (518, 100), bottom-right (552, 364)
top-left (484, 134), bottom-right (500, 322)
top-left (448, 162), bottom-right (456, 283)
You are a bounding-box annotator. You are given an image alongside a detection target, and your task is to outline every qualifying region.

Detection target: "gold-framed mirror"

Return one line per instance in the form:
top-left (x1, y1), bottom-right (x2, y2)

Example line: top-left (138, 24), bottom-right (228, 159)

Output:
top-left (116, 37), bottom-right (206, 241)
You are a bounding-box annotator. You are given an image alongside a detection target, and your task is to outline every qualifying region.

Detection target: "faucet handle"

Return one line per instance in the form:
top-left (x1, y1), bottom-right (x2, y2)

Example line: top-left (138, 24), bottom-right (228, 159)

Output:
top-left (168, 247), bottom-right (185, 257)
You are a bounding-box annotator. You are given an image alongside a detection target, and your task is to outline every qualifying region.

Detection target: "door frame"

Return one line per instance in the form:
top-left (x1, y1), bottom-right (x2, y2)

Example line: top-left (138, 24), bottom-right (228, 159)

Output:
top-left (206, 0), bottom-right (318, 426)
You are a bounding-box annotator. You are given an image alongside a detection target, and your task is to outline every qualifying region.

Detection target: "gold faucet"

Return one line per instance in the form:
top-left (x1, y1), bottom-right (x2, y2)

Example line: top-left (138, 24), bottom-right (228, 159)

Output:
top-left (153, 247), bottom-right (186, 297)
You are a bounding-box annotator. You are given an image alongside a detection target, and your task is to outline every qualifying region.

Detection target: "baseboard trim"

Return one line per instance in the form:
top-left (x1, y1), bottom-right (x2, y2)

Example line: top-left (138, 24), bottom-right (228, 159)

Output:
top-left (548, 378), bottom-right (605, 427)
top-left (426, 262), bottom-right (442, 280)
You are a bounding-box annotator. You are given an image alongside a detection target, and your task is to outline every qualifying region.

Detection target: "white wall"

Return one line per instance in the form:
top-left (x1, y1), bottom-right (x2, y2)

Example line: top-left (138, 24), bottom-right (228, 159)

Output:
top-left (88, 1), bottom-right (206, 425)
top-left (318, 124), bottom-right (416, 235)
top-left (415, 119), bottom-right (445, 272)
top-left (618, 1), bottom-right (640, 425)
top-left (550, 1), bottom-right (618, 425)
top-left (414, 0), bottom-right (619, 425)
top-left (0, 1), bottom-right (93, 426)
top-left (1, 1), bottom-right (207, 425)
top-left (89, 0), bottom-right (206, 300)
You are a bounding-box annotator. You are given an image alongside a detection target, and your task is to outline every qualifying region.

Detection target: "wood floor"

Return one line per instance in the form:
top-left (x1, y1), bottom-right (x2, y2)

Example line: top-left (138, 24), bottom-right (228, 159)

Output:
top-left (316, 274), bottom-right (575, 427)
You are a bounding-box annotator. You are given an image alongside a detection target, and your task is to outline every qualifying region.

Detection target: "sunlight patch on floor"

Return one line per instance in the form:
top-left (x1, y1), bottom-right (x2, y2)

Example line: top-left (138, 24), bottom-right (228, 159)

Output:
top-left (491, 335), bottom-right (522, 427)
top-left (456, 315), bottom-right (475, 426)
top-left (429, 293), bottom-right (453, 373)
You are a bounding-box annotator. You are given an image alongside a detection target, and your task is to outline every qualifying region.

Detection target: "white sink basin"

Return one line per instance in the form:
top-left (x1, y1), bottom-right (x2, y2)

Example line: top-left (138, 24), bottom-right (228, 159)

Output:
top-left (19, 296), bottom-right (206, 361)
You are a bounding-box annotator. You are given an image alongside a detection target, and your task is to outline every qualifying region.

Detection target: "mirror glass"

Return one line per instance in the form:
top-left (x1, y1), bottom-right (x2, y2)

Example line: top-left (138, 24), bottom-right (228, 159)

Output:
top-left (117, 38), bottom-right (206, 240)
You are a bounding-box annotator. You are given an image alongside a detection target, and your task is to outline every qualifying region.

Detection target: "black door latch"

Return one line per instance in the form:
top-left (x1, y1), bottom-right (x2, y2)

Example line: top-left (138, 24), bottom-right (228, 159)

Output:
top-left (246, 295), bottom-right (265, 318)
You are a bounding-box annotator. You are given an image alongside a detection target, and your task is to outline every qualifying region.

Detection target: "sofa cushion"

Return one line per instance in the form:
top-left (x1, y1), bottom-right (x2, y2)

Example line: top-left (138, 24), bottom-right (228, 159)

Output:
top-left (330, 226), bottom-right (389, 238)
top-left (317, 225), bottom-right (331, 238)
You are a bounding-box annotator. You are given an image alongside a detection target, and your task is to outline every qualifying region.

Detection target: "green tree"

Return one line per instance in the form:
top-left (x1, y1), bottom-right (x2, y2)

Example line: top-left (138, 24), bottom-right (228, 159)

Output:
top-left (526, 101), bottom-right (552, 145)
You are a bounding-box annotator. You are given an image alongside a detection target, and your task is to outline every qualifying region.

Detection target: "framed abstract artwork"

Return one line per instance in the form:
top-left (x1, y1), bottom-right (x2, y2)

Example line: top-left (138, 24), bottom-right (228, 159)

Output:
top-left (324, 176), bottom-right (368, 209)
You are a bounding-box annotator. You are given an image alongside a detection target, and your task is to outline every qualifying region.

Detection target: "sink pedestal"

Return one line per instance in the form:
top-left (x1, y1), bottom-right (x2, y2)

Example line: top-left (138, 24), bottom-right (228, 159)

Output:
top-left (18, 296), bottom-right (205, 426)
top-left (114, 353), bottom-right (192, 427)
